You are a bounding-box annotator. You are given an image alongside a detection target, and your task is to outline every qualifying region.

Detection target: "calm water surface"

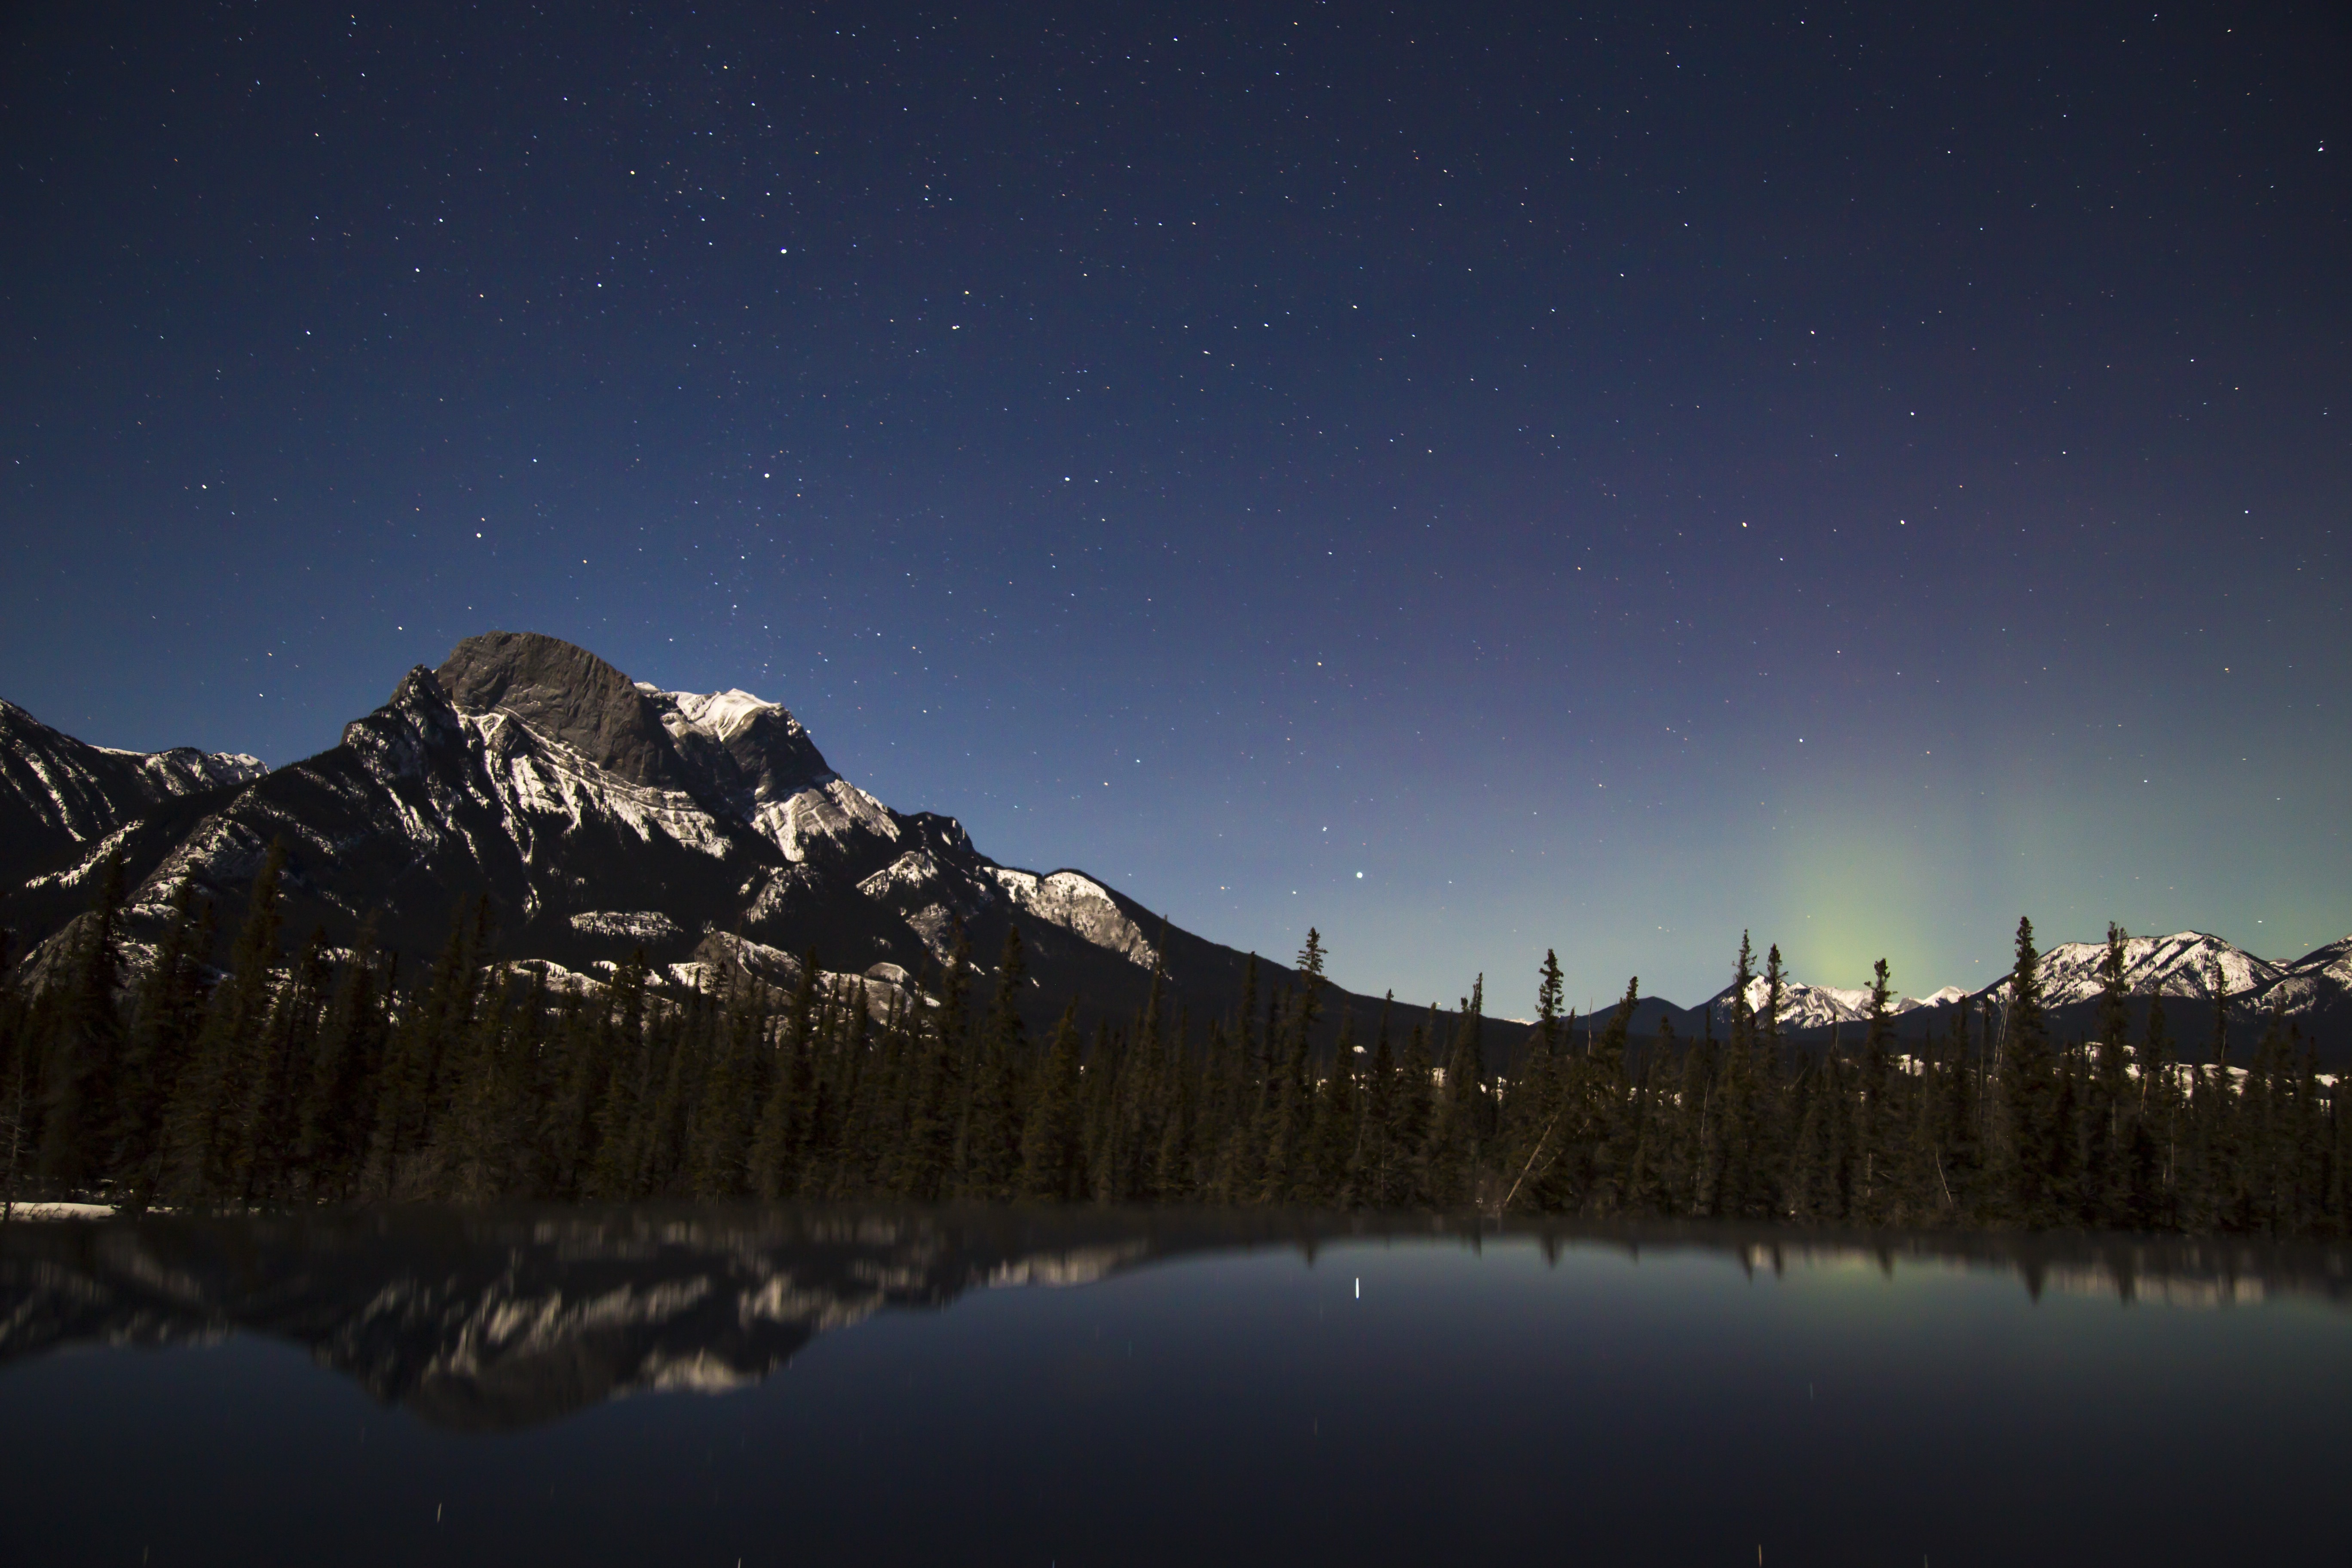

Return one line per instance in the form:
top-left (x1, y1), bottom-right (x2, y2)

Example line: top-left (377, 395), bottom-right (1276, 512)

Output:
top-left (0, 1210), bottom-right (2344, 1566)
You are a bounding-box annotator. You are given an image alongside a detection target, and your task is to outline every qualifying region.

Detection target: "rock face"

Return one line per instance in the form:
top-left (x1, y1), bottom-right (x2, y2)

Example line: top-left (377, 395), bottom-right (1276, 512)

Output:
top-left (0, 632), bottom-right (1354, 1039)
top-left (8, 631), bottom-right (2340, 1059)
top-left (0, 698), bottom-right (264, 892)
top-left (434, 631), bottom-right (700, 793)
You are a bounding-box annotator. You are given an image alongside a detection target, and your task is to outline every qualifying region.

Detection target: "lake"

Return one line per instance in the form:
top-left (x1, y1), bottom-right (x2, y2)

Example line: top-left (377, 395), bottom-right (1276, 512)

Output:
top-left (0, 1209), bottom-right (2345, 1566)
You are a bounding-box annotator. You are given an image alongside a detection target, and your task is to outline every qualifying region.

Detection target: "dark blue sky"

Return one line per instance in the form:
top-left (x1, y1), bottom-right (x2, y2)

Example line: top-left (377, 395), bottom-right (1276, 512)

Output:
top-left (4, 1), bottom-right (2346, 1011)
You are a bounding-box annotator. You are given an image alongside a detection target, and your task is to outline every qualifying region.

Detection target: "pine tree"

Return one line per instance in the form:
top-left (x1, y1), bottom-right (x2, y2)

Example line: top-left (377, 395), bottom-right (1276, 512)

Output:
top-left (1429, 978), bottom-right (1485, 1205)
top-left (959, 926), bottom-right (1030, 1200)
top-left (1852, 958), bottom-right (1894, 1224)
top-left (2085, 923), bottom-right (2135, 1226)
top-left (239, 928), bottom-right (331, 1203)
top-left (37, 854), bottom-right (129, 1196)
top-left (162, 841), bottom-right (289, 1205)
top-left (747, 950), bottom-right (819, 1199)
top-left (1355, 995), bottom-right (1400, 1206)
top-left (1535, 950), bottom-right (1565, 1060)
top-left (1396, 1007), bottom-right (1438, 1206)
top-left (113, 879), bottom-right (212, 1209)
top-left (2138, 989), bottom-right (2179, 1229)
top-left (687, 977), bottom-right (769, 1196)
top-left (1580, 976), bottom-right (1641, 1213)
top-left (0, 929), bottom-right (30, 1217)
top-left (1016, 1001), bottom-right (1084, 1200)
top-left (1994, 915), bottom-right (2060, 1225)
top-left (1304, 1006), bottom-right (1358, 1204)
top-left (892, 930), bottom-right (969, 1200)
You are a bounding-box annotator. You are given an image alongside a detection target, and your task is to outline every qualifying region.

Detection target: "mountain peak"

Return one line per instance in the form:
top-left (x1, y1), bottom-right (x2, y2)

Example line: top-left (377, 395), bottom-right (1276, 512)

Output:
top-left (434, 631), bottom-right (689, 791)
top-left (637, 682), bottom-right (834, 808)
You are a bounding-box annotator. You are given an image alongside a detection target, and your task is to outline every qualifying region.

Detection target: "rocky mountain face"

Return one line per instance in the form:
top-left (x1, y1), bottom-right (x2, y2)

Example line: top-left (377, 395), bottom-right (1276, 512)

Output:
top-left (0, 699), bottom-right (263, 895)
top-left (0, 633), bottom-right (1366, 1039)
top-left (3, 631), bottom-right (2343, 1059)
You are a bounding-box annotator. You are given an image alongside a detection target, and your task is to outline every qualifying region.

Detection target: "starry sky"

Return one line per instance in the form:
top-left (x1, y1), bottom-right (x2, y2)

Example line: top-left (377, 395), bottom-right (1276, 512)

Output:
top-left (3, 1), bottom-right (2346, 1013)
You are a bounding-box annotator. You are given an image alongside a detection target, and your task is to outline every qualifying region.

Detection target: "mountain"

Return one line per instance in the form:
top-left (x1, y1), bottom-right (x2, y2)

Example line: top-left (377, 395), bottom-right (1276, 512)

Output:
top-left (0, 632), bottom-right (1424, 1041)
top-left (2267, 935), bottom-right (2352, 1027)
top-left (4, 632), bottom-right (2343, 1060)
top-left (1677, 931), bottom-right (2351, 1061)
top-left (2000, 930), bottom-right (2286, 1011)
top-left (1993, 930), bottom-right (2352, 1060)
top-left (1705, 976), bottom-right (1960, 1034)
top-left (0, 699), bottom-right (263, 894)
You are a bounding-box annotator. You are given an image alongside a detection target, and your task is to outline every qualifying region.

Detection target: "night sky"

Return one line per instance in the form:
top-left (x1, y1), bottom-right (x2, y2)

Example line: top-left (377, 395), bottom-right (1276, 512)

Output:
top-left (3, 2), bottom-right (2345, 1014)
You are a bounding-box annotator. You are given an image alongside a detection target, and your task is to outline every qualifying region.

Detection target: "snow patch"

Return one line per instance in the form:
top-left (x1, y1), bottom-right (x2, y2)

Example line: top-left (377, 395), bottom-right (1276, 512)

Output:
top-left (756, 778), bottom-right (899, 864)
top-left (569, 910), bottom-right (686, 945)
top-left (989, 867), bottom-right (1158, 969)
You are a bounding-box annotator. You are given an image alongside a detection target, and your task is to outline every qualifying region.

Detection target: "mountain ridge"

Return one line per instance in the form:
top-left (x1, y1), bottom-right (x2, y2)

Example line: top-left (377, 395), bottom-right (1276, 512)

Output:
top-left (0, 634), bottom-right (1414, 1044)
top-left (3, 632), bottom-right (2346, 1060)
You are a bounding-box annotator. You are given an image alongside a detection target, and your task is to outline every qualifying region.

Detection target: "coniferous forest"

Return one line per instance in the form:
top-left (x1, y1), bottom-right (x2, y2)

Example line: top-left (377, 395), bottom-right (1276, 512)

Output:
top-left (3, 844), bottom-right (2346, 1234)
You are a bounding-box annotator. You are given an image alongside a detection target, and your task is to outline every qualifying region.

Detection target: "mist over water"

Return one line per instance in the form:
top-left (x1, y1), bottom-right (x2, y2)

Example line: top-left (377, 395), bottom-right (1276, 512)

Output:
top-left (1, 1209), bottom-right (2345, 1566)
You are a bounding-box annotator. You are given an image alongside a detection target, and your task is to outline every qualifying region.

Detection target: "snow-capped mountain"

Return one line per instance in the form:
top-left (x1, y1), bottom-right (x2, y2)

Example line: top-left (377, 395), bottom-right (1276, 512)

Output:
top-left (0, 698), bottom-right (264, 891)
top-left (0, 632), bottom-right (1338, 1037)
top-left (2264, 935), bottom-right (2352, 1020)
top-left (1705, 976), bottom-right (1956, 1033)
top-left (1985, 931), bottom-right (2285, 1009)
top-left (1682, 930), bottom-right (2352, 1060)
top-left (6, 631), bottom-right (2343, 1059)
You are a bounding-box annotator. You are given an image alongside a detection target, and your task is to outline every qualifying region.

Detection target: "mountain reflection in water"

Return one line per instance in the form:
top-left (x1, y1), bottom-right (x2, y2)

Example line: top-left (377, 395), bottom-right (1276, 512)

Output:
top-left (2, 1207), bottom-right (2343, 1431)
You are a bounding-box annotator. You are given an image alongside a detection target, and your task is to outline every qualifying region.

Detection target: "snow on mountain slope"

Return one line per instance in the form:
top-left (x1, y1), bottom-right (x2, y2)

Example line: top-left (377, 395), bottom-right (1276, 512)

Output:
top-left (756, 778), bottom-right (901, 867)
top-left (1712, 934), bottom-right (2313, 1041)
top-left (1711, 976), bottom-right (1935, 1032)
top-left (569, 910), bottom-right (687, 945)
top-left (4, 633), bottom-right (1187, 1027)
top-left (0, 698), bottom-right (267, 885)
top-left (653, 686), bottom-right (780, 742)
top-left (1984, 931), bottom-right (2282, 1006)
top-left (2253, 936), bottom-right (2352, 1019)
top-left (991, 868), bottom-right (1160, 968)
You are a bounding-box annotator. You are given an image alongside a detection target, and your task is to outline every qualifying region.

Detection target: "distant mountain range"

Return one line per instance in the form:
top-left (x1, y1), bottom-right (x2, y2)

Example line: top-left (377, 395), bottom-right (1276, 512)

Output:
top-left (4, 631), bottom-right (2346, 1060)
top-left (1566, 931), bottom-right (2352, 1062)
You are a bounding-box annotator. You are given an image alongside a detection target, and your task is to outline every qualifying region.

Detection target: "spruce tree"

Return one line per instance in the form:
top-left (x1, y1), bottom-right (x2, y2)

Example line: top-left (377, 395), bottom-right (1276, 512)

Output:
top-left (1305, 1007), bottom-right (1359, 1204)
top-left (162, 841), bottom-right (289, 1205)
top-left (1994, 915), bottom-right (2059, 1225)
top-left (113, 878), bottom-right (211, 1209)
top-left (239, 928), bottom-right (332, 1203)
top-left (1356, 995), bottom-right (1400, 1206)
top-left (2139, 989), bottom-right (2178, 1228)
top-left (1396, 1007), bottom-right (1439, 1205)
top-left (1429, 979), bottom-right (1485, 1205)
top-left (747, 951), bottom-right (819, 1199)
top-left (1018, 1001), bottom-right (1084, 1200)
top-left (1853, 958), bottom-right (1894, 1224)
top-left (37, 854), bottom-right (129, 1196)
top-left (959, 926), bottom-right (1030, 1199)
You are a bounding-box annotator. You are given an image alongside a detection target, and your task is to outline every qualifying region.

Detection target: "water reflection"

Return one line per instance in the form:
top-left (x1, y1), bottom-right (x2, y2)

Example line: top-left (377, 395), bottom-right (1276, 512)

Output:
top-left (3, 1208), bottom-right (2343, 1431)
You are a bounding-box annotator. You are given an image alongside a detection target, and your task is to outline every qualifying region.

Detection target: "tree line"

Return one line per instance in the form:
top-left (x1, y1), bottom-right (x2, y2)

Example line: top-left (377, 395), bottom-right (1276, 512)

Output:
top-left (3, 845), bottom-right (2346, 1233)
